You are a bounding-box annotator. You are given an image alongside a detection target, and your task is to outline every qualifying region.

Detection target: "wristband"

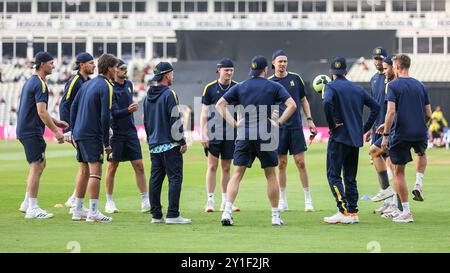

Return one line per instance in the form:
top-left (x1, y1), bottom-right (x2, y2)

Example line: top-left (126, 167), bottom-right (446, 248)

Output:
top-left (307, 117), bottom-right (313, 121)
top-left (383, 133), bottom-right (389, 137)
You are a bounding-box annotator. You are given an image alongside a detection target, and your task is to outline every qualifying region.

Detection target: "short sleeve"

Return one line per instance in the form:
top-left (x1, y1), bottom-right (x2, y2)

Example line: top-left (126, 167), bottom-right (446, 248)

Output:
top-left (386, 82), bottom-right (396, 104)
top-left (298, 76), bottom-right (306, 99)
top-left (423, 84), bottom-right (430, 105)
top-left (34, 79), bottom-right (48, 104)
top-left (222, 84), bottom-right (239, 104)
top-left (202, 86), bottom-right (211, 105)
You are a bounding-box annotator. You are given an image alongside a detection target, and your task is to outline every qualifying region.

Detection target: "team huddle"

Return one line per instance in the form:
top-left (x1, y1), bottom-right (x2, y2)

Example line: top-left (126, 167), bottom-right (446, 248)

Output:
top-left (15, 46), bottom-right (431, 225)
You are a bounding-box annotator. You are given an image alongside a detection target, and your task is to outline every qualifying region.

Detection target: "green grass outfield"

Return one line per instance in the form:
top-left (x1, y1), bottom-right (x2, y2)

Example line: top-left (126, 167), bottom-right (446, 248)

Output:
top-left (0, 140), bottom-right (449, 253)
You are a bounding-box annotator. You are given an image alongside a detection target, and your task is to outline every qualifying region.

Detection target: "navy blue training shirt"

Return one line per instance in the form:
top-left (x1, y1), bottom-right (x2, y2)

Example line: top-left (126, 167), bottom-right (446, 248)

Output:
top-left (323, 76), bottom-right (380, 148)
top-left (16, 75), bottom-right (49, 139)
top-left (71, 75), bottom-right (113, 147)
top-left (202, 79), bottom-right (238, 142)
top-left (59, 73), bottom-right (89, 132)
top-left (111, 79), bottom-right (137, 140)
top-left (386, 77), bottom-right (430, 142)
top-left (370, 72), bottom-right (387, 130)
top-left (268, 72), bottom-right (305, 129)
top-left (222, 77), bottom-right (291, 139)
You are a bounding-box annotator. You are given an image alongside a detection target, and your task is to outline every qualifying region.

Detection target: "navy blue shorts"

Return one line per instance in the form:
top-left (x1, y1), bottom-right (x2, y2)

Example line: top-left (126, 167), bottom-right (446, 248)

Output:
top-left (278, 128), bottom-right (307, 155)
top-left (110, 138), bottom-right (142, 162)
top-left (233, 140), bottom-right (278, 169)
top-left (19, 136), bottom-right (46, 164)
top-left (207, 140), bottom-right (235, 160)
top-left (373, 134), bottom-right (389, 158)
top-left (76, 139), bottom-right (104, 163)
top-left (371, 132), bottom-right (382, 145)
top-left (389, 139), bottom-right (427, 165)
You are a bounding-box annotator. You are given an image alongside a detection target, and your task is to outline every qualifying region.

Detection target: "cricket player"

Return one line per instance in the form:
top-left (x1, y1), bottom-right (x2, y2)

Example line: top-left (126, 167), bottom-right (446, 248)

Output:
top-left (17, 51), bottom-right (68, 219)
top-left (143, 62), bottom-right (191, 224)
top-left (381, 54), bottom-right (432, 223)
top-left (268, 50), bottom-right (316, 212)
top-left (323, 56), bottom-right (380, 224)
top-left (70, 53), bottom-right (118, 222)
top-left (104, 59), bottom-right (150, 213)
top-left (216, 55), bottom-right (297, 226)
top-left (201, 58), bottom-right (240, 213)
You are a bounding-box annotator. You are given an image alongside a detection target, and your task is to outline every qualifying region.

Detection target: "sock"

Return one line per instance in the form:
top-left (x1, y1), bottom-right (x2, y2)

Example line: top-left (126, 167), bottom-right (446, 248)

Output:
top-left (387, 168), bottom-right (393, 180)
top-left (207, 193), bottom-right (214, 202)
top-left (28, 198), bottom-right (38, 209)
top-left (106, 194), bottom-right (113, 202)
top-left (397, 195), bottom-right (403, 211)
top-left (272, 207), bottom-right (280, 217)
top-left (225, 201), bottom-right (233, 213)
top-left (71, 190), bottom-right (77, 199)
top-left (401, 202), bottom-right (410, 214)
top-left (416, 172), bottom-right (424, 187)
top-left (303, 187), bottom-right (312, 204)
top-left (140, 192), bottom-right (149, 202)
top-left (89, 199), bottom-right (98, 214)
top-left (24, 192), bottom-right (29, 202)
top-left (377, 170), bottom-right (390, 190)
top-left (76, 198), bottom-right (84, 210)
top-left (221, 193), bottom-right (227, 203)
top-left (280, 188), bottom-right (286, 202)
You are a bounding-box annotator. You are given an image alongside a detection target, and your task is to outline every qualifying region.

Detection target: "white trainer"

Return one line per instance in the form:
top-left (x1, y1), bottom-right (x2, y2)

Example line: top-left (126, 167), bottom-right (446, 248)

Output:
top-left (219, 202), bottom-right (240, 212)
top-left (381, 207), bottom-right (402, 219)
top-left (371, 186), bottom-right (395, 202)
top-left (25, 207), bottom-right (54, 219)
top-left (392, 212), bottom-right (414, 223)
top-left (373, 200), bottom-right (391, 215)
top-left (105, 201), bottom-right (119, 214)
top-left (221, 211), bottom-right (233, 226)
top-left (348, 213), bottom-right (360, 223)
top-left (272, 215), bottom-right (284, 226)
top-left (204, 200), bottom-right (214, 212)
top-left (151, 217), bottom-right (165, 223)
top-left (304, 202), bottom-right (315, 212)
top-left (19, 200), bottom-right (28, 213)
top-left (65, 196), bottom-right (76, 208)
top-left (412, 184), bottom-right (424, 202)
top-left (323, 212), bottom-right (353, 224)
top-left (165, 216), bottom-right (191, 224)
top-left (72, 208), bottom-right (89, 221)
top-left (278, 200), bottom-right (288, 212)
top-left (86, 211), bottom-right (113, 222)
top-left (141, 201), bottom-right (151, 213)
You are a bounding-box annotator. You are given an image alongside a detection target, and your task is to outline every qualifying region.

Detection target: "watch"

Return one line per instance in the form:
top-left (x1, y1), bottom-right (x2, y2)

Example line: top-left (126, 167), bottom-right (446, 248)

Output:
top-left (307, 117), bottom-right (313, 121)
top-left (383, 133), bottom-right (389, 137)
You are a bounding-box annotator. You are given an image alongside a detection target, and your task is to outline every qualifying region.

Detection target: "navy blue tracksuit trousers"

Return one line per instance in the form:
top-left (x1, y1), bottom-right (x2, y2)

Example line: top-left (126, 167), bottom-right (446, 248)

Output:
top-left (326, 138), bottom-right (359, 214)
top-left (149, 147), bottom-right (183, 219)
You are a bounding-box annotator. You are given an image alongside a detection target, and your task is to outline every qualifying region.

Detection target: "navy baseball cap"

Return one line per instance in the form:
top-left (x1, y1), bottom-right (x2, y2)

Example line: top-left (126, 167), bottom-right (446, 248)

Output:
top-left (216, 58), bottom-right (234, 73)
top-left (249, 55), bottom-right (268, 77)
top-left (383, 55), bottom-right (395, 66)
top-left (151, 62), bottom-right (174, 82)
top-left (372, 46), bottom-right (388, 60)
top-left (271, 50), bottom-right (287, 69)
top-left (117, 59), bottom-right (127, 70)
top-left (73, 52), bottom-right (94, 70)
top-left (33, 51), bottom-right (54, 69)
top-left (330, 56), bottom-right (347, 76)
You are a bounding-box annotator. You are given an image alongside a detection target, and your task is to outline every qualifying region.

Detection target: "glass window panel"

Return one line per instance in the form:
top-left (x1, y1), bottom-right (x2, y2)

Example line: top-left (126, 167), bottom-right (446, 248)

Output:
top-left (431, 37), bottom-right (444, 54)
top-left (417, 37), bottom-right (430, 54)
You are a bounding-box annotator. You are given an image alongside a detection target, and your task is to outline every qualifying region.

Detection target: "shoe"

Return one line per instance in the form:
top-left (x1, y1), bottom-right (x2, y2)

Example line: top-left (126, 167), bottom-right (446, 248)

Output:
top-left (141, 201), bottom-right (150, 213)
top-left (25, 207), bottom-right (54, 219)
top-left (219, 202), bottom-right (240, 212)
top-left (272, 215), bottom-right (284, 226)
top-left (19, 200), bottom-right (28, 213)
top-left (373, 200), bottom-right (391, 215)
top-left (204, 200), bottom-right (214, 212)
top-left (323, 212), bottom-right (352, 224)
top-left (86, 211), bottom-right (113, 222)
top-left (65, 196), bottom-right (76, 208)
top-left (392, 212), bottom-right (414, 223)
top-left (371, 186), bottom-right (395, 202)
top-left (105, 201), bottom-right (119, 213)
top-left (348, 213), bottom-right (360, 223)
top-left (278, 200), bottom-right (288, 212)
top-left (381, 207), bottom-right (401, 219)
top-left (72, 207), bottom-right (89, 221)
top-left (151, 217), bottom-right (165, 223)
top-left (221, 211), bottom-right (233, 226)
top-left (166, 216), bottom-right (191, 224)
top-left (412, 184), bottom-right (424, 202)
top-left (304, 202), bottom-right (315, 212)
